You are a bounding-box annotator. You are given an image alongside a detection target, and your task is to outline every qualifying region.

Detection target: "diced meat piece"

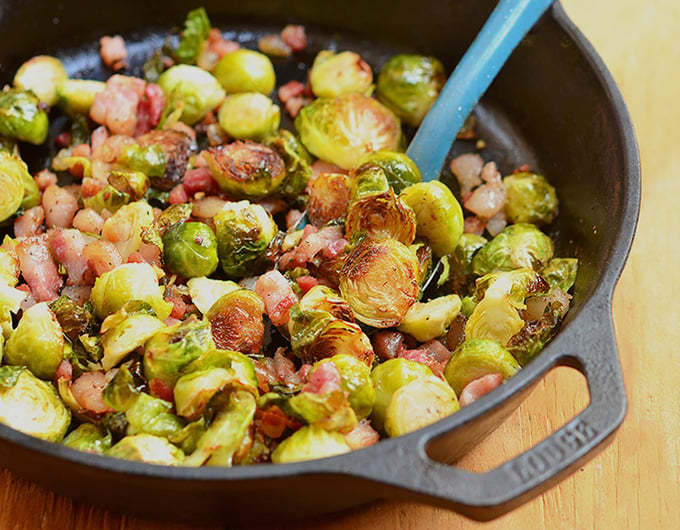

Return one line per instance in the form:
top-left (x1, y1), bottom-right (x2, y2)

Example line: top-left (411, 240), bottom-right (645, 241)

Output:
top-left (310, 160), bottom-right (348, 182)
top-left (168, 184), bottom-right (189, 204)
top-left (458, 373), bottom-right (504, 407)
top-left (255, 270), bottom-right (299, 327)
top-left (90, 75), bottom-right (145, 136)
top-left (99, 35), bottom-right (128, 70)
top-left (15, 236), bottom-right (63, 302)
top-left (70, 371), bottom-right (115, 414)
top-left (281, 25), bottom-right (307, 52)
top-left (300, 361), bottom-right (343, 395)
top-left (258, 34), bottom-right (292, 58)
top-left (34, 169), bottom-right (58, 191)
top-left (296, 275), bottom-right (318, 294)
top-left (464, 162), bottom-right (507, 219)
top-left (14, 206), bottom-right (45, 238)
top-left (149, 378), bottom-right (174, 403)
top-left (463, 215), bottom-right (486, 236)
top-left (60, 285), bottom-right (92, 306)
top-left (42, 184), bottom-right (79, 228)
top-left (134, 82), bottom-right (165, 136)
top-left (399, 339), bottom-right (452, 377)
top-left (82, 239), bottom-right (123, 277)
top-left (344, 420), bottom-right (381, 450)
top-left (450, 153), bottom-right (483, 198)
top-left (54, 360), bottom-right (73, 383)
top-left (372, 330), bottom-right (411, 361)
top-left (72, 208), bottom-right (105, 235)
top-left (182, 167), bottom-right (220, 196)
top-left (48, 228), bottom-right (95, 286)
top-left (284, 96), bottom-right (312, 118)
top-left (278, 81), bottom-right (305, 103)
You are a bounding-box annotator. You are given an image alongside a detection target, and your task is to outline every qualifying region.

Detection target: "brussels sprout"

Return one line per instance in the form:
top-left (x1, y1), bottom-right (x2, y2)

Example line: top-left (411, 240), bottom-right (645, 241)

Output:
top-left (102, 362), bottom-right (143, 412)
top-left (143, 315), bottom-right (214, 388)
top-left (376, 54), bottom-right (446, 126)
top-left (506, 301), bottom-right (563, 367)
top-left (288, 387), bottom-right (358, 433)
top-left (206, 289), bottom-right (265, 354)
top-left (0, 152), bottom-right (28, 222)
top-left (204, 141), bottom-right (286, 199)
top-left (541, 258), bottom-right (578, 292)
top-left (356, 150), bottom-right (422, 194)
top-left (400, 181), bottom-right (464, 257)
top-left (106, 170), bottom-right (151, 203)
top-left (4, 302), bottom-right (64, 380)
top-left (466, 269), bottom-right (550, 347)
top-left (184, 389), bottom-right (256, 466)
top-left (218, 93), bottom-right (280, 141)
top-left (120, 143), bottom-right (166, 178)
top-left (173, 367), bottom-right (234, 420)
top-left (174, 7), bottom-right (211, 65)
top-left (503, 172), bottom-right (558, 225)
top-left (472, 223), bottom-right (554, 276)
top-left (449, 233), bottom-right (488, 293)
top-left (444, 338), bottom-right (520, 395)
top-left (271, 425), bottom-right (351, 464)
top-left (213, 49), bottom-right (276, 95)
top-left (0, 366), bottom-right (70, 442)
top-left (304, 319), bottom-right (375, 366)
top-left (213, 200), bottom-right (277, 278)
top-left (134, 129), bottom-right (196, 191)
top-left (106, 433), bottom-right (185, 465)
top-left (55, 79), bottom-right (106, 115)
top-left (309, 50), bottom-right (373, 98)
top-left (62, 423), bottom-right (113, 454)
top-left (0, 89), bottom-right (49, 145)
top-left (183, 349), bottom-right (258, 391)
top-left (262, 130), bottom-right (312, 200)
top-left (13, 55), bottom-right (68, 106)
top-left (125, 393), bottom-right (184, 437)
top-left (306, 172), bottom-right (351, 226)
top-left (384, 375), bottom-right (459, 437)
top-left (295, 93), bottom-right (403, 170)
top-left (157, 65), bottom-right (226, 124)
top-left (101, 200), bottom-right (155, 260)
top-left (339, 238), bottom-right (420, 328)
top-left (186, 276), bottom-right (241, 314)
top-left (100, 309), bottom-right (166, 371)
top-left (370, 358), bottom-right (433, 433)
top-left (49, 296), bottom-right (95, 343)
top-left (397, 294), bottom-right (462, 342)
top-left (90, 262), bottom-right (173, 320)
top-left (316, 354), bottom-right (375, 419)
top-left (162, 221), bottom-right (219, 279)
top-left (82, 183), bottom-right (131, 214)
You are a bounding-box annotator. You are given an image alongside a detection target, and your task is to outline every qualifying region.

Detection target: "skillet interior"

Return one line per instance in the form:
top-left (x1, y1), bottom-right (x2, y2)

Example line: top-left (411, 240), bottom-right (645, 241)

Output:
top-left (0, 0), bottom-right (639, 523)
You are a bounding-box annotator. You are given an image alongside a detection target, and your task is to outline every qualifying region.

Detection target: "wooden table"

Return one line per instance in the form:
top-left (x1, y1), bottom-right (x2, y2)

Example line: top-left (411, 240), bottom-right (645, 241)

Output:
top-left (2, 0), bottom-right (678, 528)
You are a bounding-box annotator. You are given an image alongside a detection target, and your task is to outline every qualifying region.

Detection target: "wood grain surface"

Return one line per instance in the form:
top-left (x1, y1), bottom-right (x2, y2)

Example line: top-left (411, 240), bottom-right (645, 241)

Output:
top-left (1, 0), bottom-right (678, 528)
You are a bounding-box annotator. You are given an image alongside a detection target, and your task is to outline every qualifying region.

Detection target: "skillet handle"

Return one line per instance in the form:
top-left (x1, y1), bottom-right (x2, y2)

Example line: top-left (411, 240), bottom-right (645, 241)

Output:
top-left (373, 309), bottom-right (626, 521)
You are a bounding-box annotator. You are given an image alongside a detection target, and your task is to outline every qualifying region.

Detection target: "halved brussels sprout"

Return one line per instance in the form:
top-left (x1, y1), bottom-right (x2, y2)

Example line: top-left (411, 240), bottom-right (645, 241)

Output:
top-left (13, 55), bottom-right (68, 106)
top-left (309, 50), bottom-right (373, 98)
top-left (62, 423), bottom-right (113, 454)
top-left (0, 366), bottom-right (70, 442)
top-left (125, 393), bottom-right (184, 437)
top-left (376, 54), bottom-right (446, 126)
top-left (218, 92), bottom-right (280, 141)
top-left (213, 49), bottom-right (276, 95)
top-left (339, 238), bottom-right (420, 328)
top-left (183, 349), bottom-right (258, 392)
top-left (106, 433), bottom-right (185, 465)
top-left (271, 425), bottom-right (351, 464)
top-left (184, 389), bottom-right (256, 466)
top-left (288, 387), bottom-right (358, 433)
top-left (143, 315), bottom-right (214, 388)
top-left (186, 277), bottom-right (241, 314)
top-left (90, 262), bottom-right (173, 320)
top-left (384, 375), bottom-right (459, 437)
top-left (370, 358), bottom-right (432, 434)
top-left (541, 258), bottom-right (578, 292)
top-left (174, 367), bottom-right (234, 420)
top-left (101, 200), bottom-right (155, 260)
top-left (55, 79), bottom-right (106, 115)
top-left (444, 338), bottom-right (520, 395)
top-left (0, 152), bottom-right (28, 222)
top-left (204, 141), bottom-right (286, 199)
top-left (162, 221), bottom-right (219, 279)
top-left (134, 129), bottom-right (196, 191)
top-left (0, 89), bottom-right (49, 145)
top-left (100, 309), bottom-right (166, 370)
top-left (466, 268), bottom-right (550, 347)
top-left (503, 172), bottom-right (558, 225)
top-left (315, 354), bottom-right (375, 419)
top-left (295, 93), bottom-right (402, 170)
top-left (303, 319), bottom-right (375, 366)
top-left (206, 288), bottom-right (265, 355)
top-left (400, 181), bottom-right (464, 257)
top-left (262, 130), bottom-right (312, 200)
top-left (306, 172), bottom-right (351, 227)
top-left (157, 65), bottom-right (226, 124)
top-left (213, 200), bottom-right (278, 278)
top-left (397, 294), bottom-right (462, 342)
top-left (4, 302), bottom-right (64, 380)
top-left (472, 223), bottom-right (554, 276)
top-left (356, 150), bottom-right (422, 194)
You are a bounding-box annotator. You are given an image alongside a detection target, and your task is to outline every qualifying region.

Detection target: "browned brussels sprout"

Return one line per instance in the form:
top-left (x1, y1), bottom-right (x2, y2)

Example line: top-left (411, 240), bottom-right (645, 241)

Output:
top-left (356, 150), bottom-right (422, 194)
top-left (271, 425), bottom-right (351, 464)
top-left (306, 172), bottom-right (351, 227)
top-left (133, 129), bottom-right (196, 191)
top-left (206, 288), bottom-right (265, 355)
top-left (309, 50), bottom-right (374, 98)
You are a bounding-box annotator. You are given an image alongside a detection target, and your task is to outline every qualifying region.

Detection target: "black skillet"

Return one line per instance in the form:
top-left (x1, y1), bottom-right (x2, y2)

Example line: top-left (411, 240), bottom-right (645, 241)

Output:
top-left (0, 0), bottom-right (640, 523)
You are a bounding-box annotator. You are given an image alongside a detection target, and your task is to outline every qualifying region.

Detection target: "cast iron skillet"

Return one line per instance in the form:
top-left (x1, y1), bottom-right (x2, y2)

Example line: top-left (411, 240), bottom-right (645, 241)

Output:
top-left (0, 0), bottom-right (640, 523)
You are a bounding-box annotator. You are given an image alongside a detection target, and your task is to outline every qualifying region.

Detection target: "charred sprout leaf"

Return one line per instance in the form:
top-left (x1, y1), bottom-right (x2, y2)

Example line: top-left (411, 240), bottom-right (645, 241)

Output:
top-left (142, 49), bottom-right (167, 84)
top-left (263, 130), bottom-right (312, 201)
top-left (444, 338), bottom-right (520, 395)
top-left (213, 49), bottom-right (276, 95)
top-left (503, 172), bottom-right (558, 225)
top-left (506, 302), bottom-right (562, 367)
top-left (4, 302), bottom-right (64, 380)
top-left (155, 202), bottom-right (193, 234)
top-left (218, 92), bottom-right (280, 141)
top-left (541, 258), bottom-right (578, 292)
top-left (302, 319), bottom-right (375, 366)
top-left (376, 54), bottom-right (446, 126)
top-left (136, 129), bottom-right (196, 191)
top-left (295, 93), bottom-right (403, 170)
top-left (107, 170), bottom-right (150, 203)
top-left (0, 89), bottom-right (49, 145)
top-left (356, 150), bottom-right (421, 194)
top-left (400, 181), bottom-right (464, 257)
top-left (175, 7), bottom-right (211, 65)
top-left (103, 363), bottom-right (143, 412)
top-left (49, 296), bottom-right (96, 342)
top-left (162, 221), bottom-right (219, 279)
top-left (62, 423), bottom-right (113, 454)
top-left (125, 393), bottom-right (184, 437)
top-left (397, 294), bottom-right (461, 342)
top-left (0, 367), bottom-right (71, 442)
top-left (13, 55), bottom-right (68, 107)
top-left (309, 50), bottom-right (373, 98)
top-left (370, 358), bottom-right (432, 434)
top-left (384, 375), bottom-right (459, 437)
top-left (306, 172), bottom-right (350, 226)
top-left (106, 433), bottom-right (185, 465)
top-left (157, 65), bottom-right (225, 125)
top-left (143, 315), bottom-right (213, 388)
top-left (168, 418), bottom-right (205, 455)
top-left (271, 425), bottom-right (351, 464)
top-left (472, 223), bottom-right (554, 276)
top-left (183, 390), bottom-right (256, 467)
